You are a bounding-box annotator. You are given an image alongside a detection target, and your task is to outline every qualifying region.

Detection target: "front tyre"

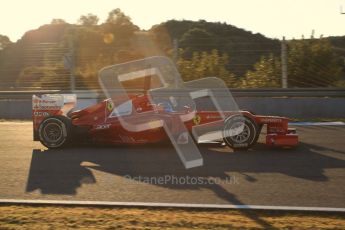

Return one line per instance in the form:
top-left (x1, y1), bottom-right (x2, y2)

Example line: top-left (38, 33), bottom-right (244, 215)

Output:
top-left (222, 115), bottom-right (258, 150)
top-left (38, 116), bottom-right (71, 148)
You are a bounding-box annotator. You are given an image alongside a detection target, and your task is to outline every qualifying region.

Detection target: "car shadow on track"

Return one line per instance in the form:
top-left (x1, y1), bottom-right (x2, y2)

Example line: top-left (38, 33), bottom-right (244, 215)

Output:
top-left (26, 142), bottom-right (345, 195)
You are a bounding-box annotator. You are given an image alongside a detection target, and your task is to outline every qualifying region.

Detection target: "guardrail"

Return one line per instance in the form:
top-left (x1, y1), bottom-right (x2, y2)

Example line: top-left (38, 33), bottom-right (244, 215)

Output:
top-left (1, 88), bottom-right (345, 119)
top-left (0, 88), bottom-right (344, 99)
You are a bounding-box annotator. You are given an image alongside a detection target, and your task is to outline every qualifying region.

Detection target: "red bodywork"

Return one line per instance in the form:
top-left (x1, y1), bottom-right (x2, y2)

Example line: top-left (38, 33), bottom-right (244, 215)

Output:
top-left (33, 93), bottom-right (298, 148)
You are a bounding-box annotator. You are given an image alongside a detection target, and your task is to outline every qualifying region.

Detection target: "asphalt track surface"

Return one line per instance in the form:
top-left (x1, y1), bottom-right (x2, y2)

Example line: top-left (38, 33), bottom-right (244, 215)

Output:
top-left (0, 122), bottom-right (344, 208)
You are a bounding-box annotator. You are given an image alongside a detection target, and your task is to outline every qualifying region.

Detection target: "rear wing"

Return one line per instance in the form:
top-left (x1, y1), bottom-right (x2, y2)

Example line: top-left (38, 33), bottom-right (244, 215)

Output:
top-left (32, 94), bottom-right (76, 114)
top-left (32, 94), bottom-right (76, 140)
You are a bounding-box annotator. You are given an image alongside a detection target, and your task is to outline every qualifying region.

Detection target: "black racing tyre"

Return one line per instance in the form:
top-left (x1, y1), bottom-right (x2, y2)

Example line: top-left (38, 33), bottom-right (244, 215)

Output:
top-left (252, 124), bottom-right (263, 146)
top-left (38, 116), bottom-right (72, 148)
top-left (222, 115), bottom-right (259, 150)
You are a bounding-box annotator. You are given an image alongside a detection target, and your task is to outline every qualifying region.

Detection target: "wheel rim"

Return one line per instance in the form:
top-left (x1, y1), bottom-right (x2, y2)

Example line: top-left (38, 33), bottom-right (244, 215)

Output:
top-left (43, 123), bottom-right (63, 142)
top-left (225, 121), bottom-right (250, 143)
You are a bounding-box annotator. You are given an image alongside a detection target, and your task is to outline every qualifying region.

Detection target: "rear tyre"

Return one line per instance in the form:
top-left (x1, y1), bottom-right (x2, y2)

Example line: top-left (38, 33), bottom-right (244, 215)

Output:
top-left (222, 115), bottom-right (259, 150)
top-left (38, 116), bottom-right (72, 148)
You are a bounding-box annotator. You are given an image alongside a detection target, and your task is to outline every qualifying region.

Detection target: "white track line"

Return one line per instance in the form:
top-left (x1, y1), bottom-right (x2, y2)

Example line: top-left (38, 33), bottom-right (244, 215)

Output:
top-left (0, 199), bottom-right (344, 212)
top-left (289, 121), bottom-right (345, 126)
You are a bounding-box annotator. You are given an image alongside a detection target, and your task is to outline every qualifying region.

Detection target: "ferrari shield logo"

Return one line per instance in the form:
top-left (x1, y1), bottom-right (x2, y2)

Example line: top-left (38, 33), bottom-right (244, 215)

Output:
top-left (193, 115), bottom-right (201, 125)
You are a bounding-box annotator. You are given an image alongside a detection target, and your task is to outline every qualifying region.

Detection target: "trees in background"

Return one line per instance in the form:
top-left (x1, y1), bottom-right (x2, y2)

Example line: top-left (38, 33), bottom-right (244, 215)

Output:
top-left (178, 49), bottom-right (237, 87)
top-left (152, 20), bottom-right (344, 88)
top-left (240, 54), bottom-right (281, 88)
top-left (179, 28), bottom-right (216, 57)
top-left (240, 39), bottom-right (342, 88)
top-left (17, 66), bottom-right (70, 89)
top-left (177, 38), bottom-right (343, 88)
top-left (0, 35), bottom-right (11, 50)
top-left (78, 14), bottom-right (99, 26)
top-left (287, 39), bottom-right (342, 87)
top-left (0, 11), bottom-right (344, 90)
top-left (50, 19), bottom-right (67, 25)
top-left (151, 20), bottom-right (281, 77)
top-left (103, 8), bottom-right (139, 42)
top-left (10, 9), bottom-right (142, 90)
top-left (74, 9), bottom-right (140, 89)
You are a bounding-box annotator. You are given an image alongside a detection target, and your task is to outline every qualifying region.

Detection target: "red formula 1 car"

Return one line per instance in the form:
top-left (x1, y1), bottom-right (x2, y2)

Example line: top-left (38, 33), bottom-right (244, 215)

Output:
top-left (32, 92), bottom-right (298, 150)
top-left (32, 57), bottom-right (298, 151)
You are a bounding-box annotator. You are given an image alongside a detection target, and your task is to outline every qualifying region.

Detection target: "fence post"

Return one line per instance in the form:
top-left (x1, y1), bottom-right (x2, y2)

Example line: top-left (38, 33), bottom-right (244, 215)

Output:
top-left (281, 36), bottom-right (288, 88)
top-left (173, 38), bottom-right (179, 64)
top-left (69, 31), bottom-right (76, 92)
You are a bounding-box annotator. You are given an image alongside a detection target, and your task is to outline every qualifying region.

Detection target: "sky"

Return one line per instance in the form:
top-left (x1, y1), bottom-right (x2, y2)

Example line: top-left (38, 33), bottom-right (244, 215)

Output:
top-left (0, 0), bottom-right (344, 42)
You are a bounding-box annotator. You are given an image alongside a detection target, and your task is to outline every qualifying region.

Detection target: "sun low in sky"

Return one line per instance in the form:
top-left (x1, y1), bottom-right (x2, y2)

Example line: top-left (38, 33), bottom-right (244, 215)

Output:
top-left (0, 0), bottom-right (344, 41)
